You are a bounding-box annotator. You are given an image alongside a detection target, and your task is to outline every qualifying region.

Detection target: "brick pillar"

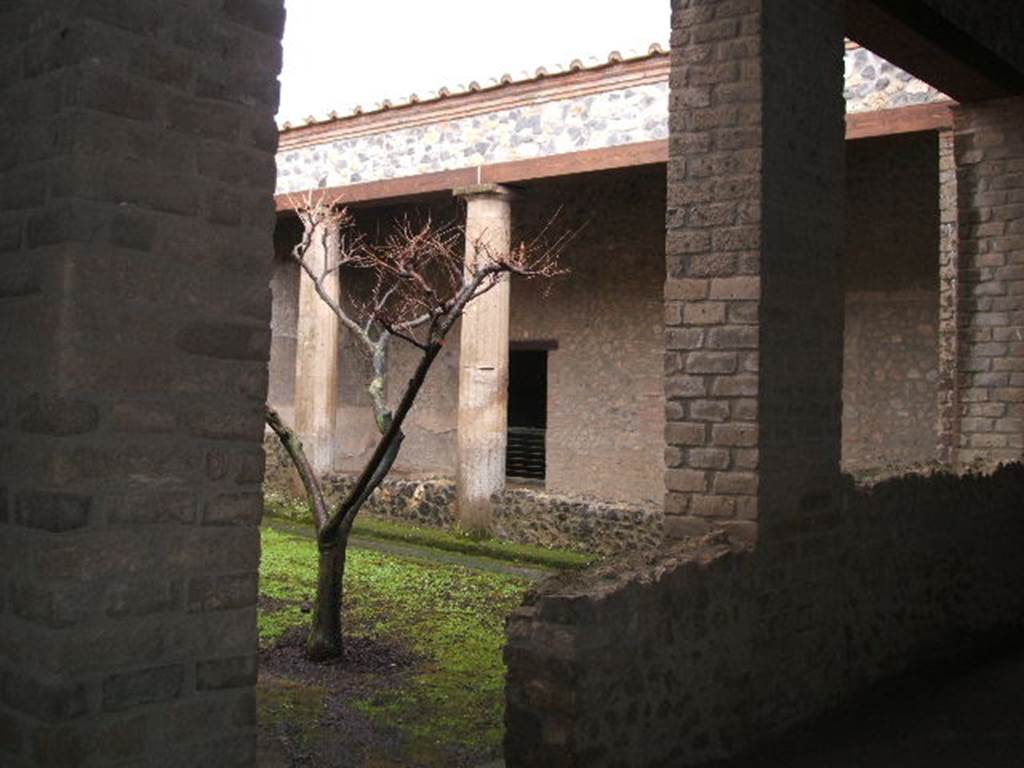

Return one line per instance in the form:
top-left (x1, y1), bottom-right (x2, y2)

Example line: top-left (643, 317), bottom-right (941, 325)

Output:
top-left (0, 4), bottom-right (282, 767)
top-left (294, 220), bottom-right (341, 474)
top-left (455, 185), bottom-right (512, 533)
top-left (952, 97), bottom-right (1024, 466)
top-left (664, 0), bottom-right (846, 543)
top-left (937, 128), bottom-right (962, 466)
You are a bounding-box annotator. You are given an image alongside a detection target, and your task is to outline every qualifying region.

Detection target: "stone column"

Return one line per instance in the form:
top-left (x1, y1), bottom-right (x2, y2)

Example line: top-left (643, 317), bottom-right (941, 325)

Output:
top-left (952, 96), bottom-right (1024, 466)
top-left (294, 221), bottom-right (341, 474)
top-left (0, 3), bottom-right (283, 766)
top-left (454, 185), bottom-right (513, 532)
top-left (663, 0), bottom-right (846, 544)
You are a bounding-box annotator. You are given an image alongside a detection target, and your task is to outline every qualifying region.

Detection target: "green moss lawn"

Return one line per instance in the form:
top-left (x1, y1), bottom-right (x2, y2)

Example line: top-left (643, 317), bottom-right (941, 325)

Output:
top-left (258, 521), bottom-right (537, 766)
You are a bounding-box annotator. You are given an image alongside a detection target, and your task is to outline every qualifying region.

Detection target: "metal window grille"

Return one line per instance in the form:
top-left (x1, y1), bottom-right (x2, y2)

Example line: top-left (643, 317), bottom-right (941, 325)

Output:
top-left (505, 426), bottom-right (546, 481)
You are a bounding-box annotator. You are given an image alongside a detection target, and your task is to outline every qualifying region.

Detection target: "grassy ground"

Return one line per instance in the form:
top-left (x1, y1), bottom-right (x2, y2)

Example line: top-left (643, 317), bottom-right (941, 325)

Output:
top-left (264, 490), bottom-right (595, 570)
top-left (350, 515), bottom-right (594, 571)
top-left (258, 521), bottom-right (537, 766)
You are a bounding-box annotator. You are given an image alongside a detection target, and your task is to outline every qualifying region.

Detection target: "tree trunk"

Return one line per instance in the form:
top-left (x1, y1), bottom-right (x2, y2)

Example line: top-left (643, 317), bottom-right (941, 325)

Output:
top-left (306, 535), bottom-right (347, 660)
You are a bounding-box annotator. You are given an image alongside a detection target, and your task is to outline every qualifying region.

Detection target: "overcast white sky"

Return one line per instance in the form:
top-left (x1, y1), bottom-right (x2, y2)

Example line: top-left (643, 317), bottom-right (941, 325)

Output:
top-left (277, 0), bottom-right (671, 122)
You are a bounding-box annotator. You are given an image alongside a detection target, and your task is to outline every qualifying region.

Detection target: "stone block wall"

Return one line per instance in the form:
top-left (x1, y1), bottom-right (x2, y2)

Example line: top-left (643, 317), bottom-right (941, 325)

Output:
top-left (953, 97), bottom-right (1024, 466)
top-left (504, 464), bottom-right (1024, 766)
top-left (0, 3), bottom-right (283, 766)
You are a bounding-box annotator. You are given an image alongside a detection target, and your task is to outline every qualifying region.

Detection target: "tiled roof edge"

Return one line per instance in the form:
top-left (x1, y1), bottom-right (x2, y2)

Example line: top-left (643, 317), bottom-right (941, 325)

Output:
top-left (278, 43), bottom-right (669, 132)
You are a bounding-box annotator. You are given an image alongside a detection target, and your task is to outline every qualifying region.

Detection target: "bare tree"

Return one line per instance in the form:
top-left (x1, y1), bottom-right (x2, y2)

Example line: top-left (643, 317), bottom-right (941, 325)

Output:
top-left (266, 195), bottom-right (566, 660)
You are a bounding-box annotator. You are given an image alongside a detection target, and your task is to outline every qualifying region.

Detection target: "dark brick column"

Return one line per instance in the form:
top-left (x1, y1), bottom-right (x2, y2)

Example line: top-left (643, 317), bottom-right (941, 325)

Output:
top-left (952, 96), bottom-right (1024, 467)
top-left (937, 128), bottom-right (962, 465)
top-left (0, 3), bottom-right (283, 766)
top-left (664, 0), bottom-right (846, 543)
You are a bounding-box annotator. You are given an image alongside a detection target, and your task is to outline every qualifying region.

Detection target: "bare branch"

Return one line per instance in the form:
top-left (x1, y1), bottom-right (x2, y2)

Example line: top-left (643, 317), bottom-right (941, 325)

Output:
top-left (379, 319), bottom-right (428, 351)
top-left (272, 196), bottom-right (573, 660)
top-left (265, 405), bottom-right (329, 533)
top-left (320, 340), bottom-right (443, 542)
top-left (285, 198), bottom-right (573, 542)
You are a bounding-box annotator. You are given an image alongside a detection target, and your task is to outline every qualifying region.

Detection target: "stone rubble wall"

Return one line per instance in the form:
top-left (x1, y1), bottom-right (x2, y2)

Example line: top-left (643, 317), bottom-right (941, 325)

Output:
top-left (277, 48), bottom-right (945, 195)
top-left (504, 463), bottom-right (1024, 766)
top-left (322, 475), bottom-right (663, 557)
top-left (276, 82), bottom-right (669, 194)
top-left (842, 131), bottom-right (941, 470)
top-left (844, 46), bottom-right (946, 113)
top-left (265, 435), bottom-right (662, 555)
top-left (842, 291), bottom-right (940, 470)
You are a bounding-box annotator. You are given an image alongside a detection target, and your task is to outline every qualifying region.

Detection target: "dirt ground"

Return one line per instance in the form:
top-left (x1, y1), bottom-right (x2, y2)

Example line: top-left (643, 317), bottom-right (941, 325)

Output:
top-left (257, 628), bottom-right (496, 768)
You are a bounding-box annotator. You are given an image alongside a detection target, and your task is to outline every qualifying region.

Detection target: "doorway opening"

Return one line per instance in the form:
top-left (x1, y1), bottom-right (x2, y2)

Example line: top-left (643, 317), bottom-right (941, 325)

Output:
top-left (506, 345), bottom-right (550, 482)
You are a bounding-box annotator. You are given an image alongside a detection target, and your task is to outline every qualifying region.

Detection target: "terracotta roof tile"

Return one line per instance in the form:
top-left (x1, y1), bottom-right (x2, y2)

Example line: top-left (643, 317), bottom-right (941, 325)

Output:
top-left (278, 43), bottom-right (670, 132)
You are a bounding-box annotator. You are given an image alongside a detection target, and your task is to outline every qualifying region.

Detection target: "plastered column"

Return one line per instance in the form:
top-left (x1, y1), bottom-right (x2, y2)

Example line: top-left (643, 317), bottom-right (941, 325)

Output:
top-left (455, 185), bottom-right (512, 532)
top-left (294, 221), bottom-right (341, 474)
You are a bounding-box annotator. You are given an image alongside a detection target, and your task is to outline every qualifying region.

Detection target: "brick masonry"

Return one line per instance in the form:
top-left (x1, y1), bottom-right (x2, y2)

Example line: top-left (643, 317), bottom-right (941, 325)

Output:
top-left (952, 96), bottom-right (1024, 466)
top-left (663, 0), bottom-right (845, 542)
top-left (0, 3), bottom-right (283, 766)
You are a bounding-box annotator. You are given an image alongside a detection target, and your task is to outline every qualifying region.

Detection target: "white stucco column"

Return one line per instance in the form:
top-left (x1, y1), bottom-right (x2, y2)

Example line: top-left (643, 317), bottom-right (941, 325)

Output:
top-left (294, 220), bottom-right (341, 474)
top-left (455, 184), bottom-right (513, 532)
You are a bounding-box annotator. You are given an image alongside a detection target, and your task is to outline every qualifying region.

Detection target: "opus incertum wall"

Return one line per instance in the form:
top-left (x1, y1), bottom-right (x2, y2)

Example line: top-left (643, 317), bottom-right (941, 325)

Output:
top-left (0, 3), bottom-right (284, 766)
top-left (276, 46), bottom-right (945, 195)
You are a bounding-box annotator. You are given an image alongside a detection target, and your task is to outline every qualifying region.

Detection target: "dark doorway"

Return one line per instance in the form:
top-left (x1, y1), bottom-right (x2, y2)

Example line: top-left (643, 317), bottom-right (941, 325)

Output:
top-left (506, 347), bottom-right (548, 481)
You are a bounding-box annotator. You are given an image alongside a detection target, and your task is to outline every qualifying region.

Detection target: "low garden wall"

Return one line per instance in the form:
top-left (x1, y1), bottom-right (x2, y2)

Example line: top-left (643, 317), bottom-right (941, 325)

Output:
top-left (319, 477), bottom-right (663, 556)
top-left (263, 435), bottom-right (663, 555)
top-left (503, 464), bottom-right (1024, 766)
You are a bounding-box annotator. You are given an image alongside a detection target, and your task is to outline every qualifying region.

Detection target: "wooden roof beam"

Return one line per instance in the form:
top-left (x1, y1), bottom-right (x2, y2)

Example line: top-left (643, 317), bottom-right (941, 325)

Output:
top-left (846, 0), bottom-right (1024, 102)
